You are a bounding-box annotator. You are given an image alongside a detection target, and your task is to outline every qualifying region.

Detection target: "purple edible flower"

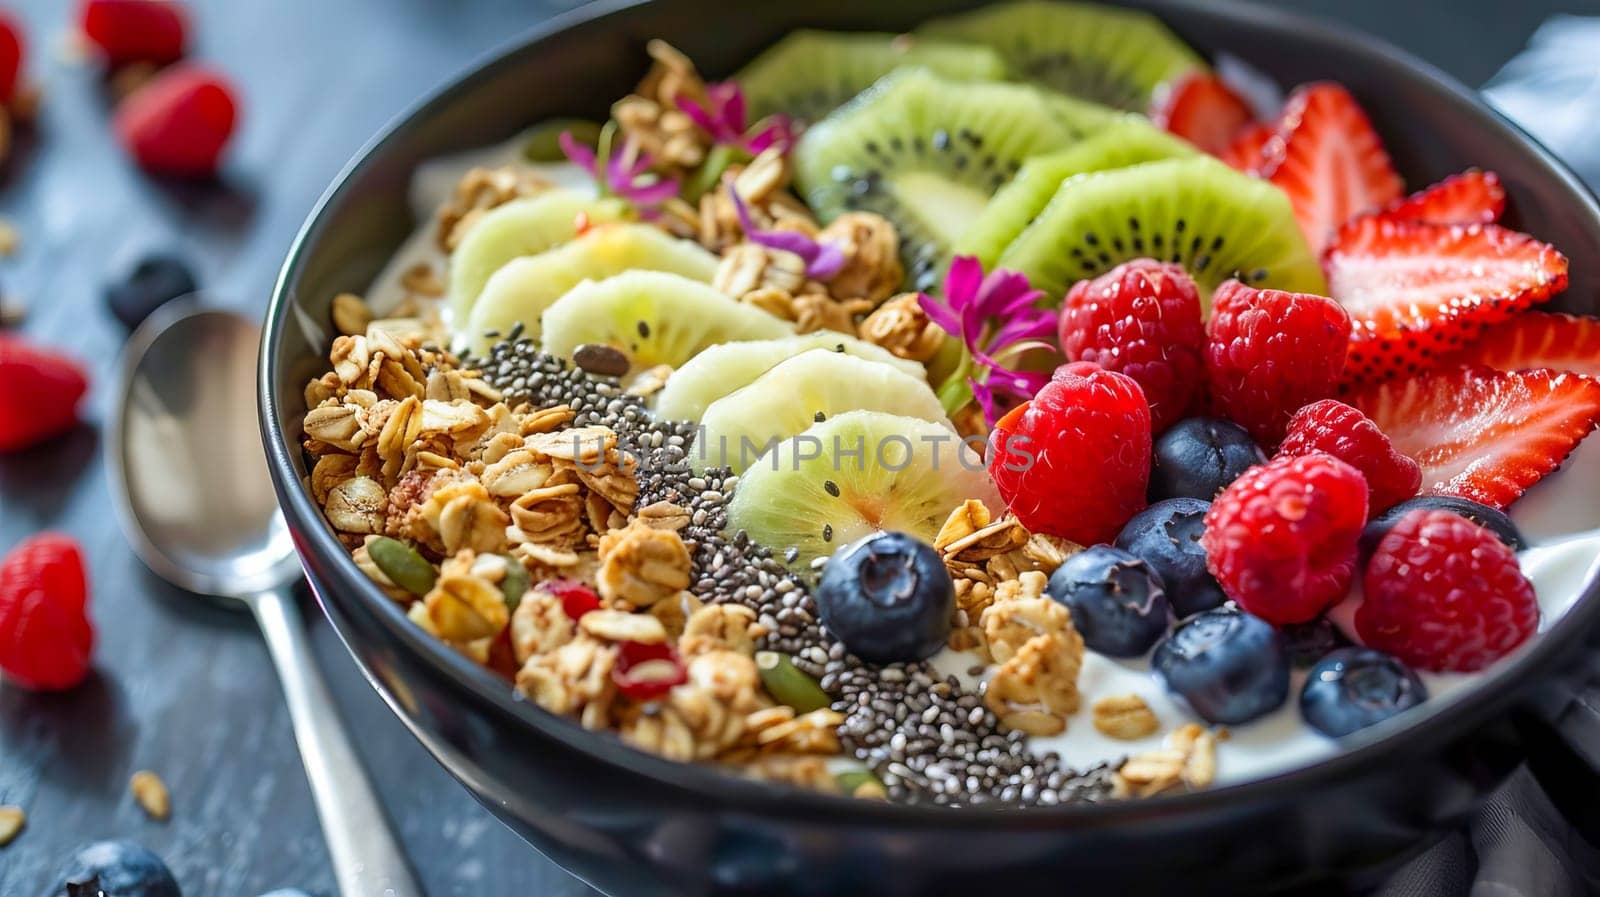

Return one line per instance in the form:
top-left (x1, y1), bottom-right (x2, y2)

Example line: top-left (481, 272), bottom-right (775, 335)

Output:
top-left (919, 255), bottom-right (1058, 424)
top-left (677, 81), bottom-right (795, 154)
top-left (729, 189), bottom-right (846, 280)
top-left (560, 130), bottom-right (680, 213)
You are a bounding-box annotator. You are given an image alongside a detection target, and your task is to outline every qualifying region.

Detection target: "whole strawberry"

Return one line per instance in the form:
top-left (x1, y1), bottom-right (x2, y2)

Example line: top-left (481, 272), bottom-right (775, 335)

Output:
top-left (0, 533), bottom-right (94, 690)
top-left (0, 334), bottom-right (89, 451)
top-left (1357, 509), bottom-right (1537, 672)
top-left (1060, 259), bottom-right (1203, 433)
top-left (1202, 452), bottom-right (1368, 624)
top-left (80, 0), bottom-right (188, 67)
top-left (114, 63), bottom-right (238, 178)
top-left (1278, 399), bottom-right (1421, 514)
top-left (989, 361), bottom-right (1151, 545)
top-left (1203, 279), bottom-right (1351, 447)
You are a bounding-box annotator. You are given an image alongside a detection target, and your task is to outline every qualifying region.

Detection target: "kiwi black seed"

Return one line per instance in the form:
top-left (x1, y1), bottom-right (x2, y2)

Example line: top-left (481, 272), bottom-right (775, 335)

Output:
top-left (795, 68), bottom-right (1106, 292)
top-left (918, 0), bottom-right (1208, 112)
top-left (994, 156), bottom-right (1328, 307)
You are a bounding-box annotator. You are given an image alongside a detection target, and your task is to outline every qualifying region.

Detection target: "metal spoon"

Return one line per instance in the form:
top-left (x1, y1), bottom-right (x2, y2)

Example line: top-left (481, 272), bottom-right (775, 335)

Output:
top-left (106, 300), bottom-right (422, 897)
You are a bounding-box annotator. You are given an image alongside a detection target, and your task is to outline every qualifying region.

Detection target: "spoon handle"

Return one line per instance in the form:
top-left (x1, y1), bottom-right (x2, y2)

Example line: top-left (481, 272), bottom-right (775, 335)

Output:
top-left (251, 586), bottom-right (424, 897)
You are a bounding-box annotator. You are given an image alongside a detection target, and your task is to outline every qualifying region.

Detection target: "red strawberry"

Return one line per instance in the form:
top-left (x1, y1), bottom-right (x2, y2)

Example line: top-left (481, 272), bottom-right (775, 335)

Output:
top-left (1357, 509), bottom-right (1537, 672)
top-left (0, 10), bottom-right (25, 105)
top-left (989, 361), bottom-right (1151, 545)
top-left (1059, 259), bottom-right (1204, 433)
top-left (1203, 279), bottom-right (1352, 447)
top-left (1219, 122), bottom-right (1273, 173)
top-left (1201, 452), bottom-right (1368, 625)
top-left (1350, 366), bottom-right (1600, 510)
top-left (114, 63), bottom-right (238, 178)
top-left (1152, 73), bottom-right (1256, 156)
top-left (1444, 311), bottom-right (1600, 379)
top-left (1372, 169), bottom-right (1505, 225)
top-left (79, 0), bottom-right (188, 67)
top-left (1261, 83), bottom-right (1403, 255)
top-left (0, 335), bottom-right (89, 451)
top-left (1278, 399), bottom-right (1421, 513)
top-left (0, 534), bottom-right (94, 690)
top-left (1328, 218), bottom-right (1568, 386)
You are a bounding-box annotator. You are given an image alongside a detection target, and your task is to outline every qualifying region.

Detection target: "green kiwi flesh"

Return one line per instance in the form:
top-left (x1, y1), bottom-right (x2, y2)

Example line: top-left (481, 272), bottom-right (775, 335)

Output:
top-left (996, 156), bottom-right (1328, 305)
top-left (735, 30), bottom-right (1011, 124)
top-left (918, 0), bottom-right (1207, 112)
top-left (794, 68), bottom-right (1092, 292)
top-left (957, 117), bottom-right (1198, 267)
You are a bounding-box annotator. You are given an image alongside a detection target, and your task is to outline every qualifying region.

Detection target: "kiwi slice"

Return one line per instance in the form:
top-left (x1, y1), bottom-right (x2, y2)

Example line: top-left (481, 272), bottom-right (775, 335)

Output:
top-left (736, 30), bottom-right (1011, 124)
top-left (996, 156), bottom-right (1327, 305)
top-left (918, 0), bottom-right (1207, 111)
top-left (958, 117), bottom-right (1198, 267)
top-left (724, 410), bottom-right (1000, 567)
top-left (794, 68), bottom-right (1087, 292)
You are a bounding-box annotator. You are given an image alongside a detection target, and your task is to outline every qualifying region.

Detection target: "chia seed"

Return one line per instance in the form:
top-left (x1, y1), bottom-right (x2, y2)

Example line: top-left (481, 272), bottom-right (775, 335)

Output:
top-left (479, 337), bottom-right (1112, 807)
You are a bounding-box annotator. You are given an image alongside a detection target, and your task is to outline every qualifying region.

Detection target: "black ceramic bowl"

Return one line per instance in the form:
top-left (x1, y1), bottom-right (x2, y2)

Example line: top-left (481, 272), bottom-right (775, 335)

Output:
top-left (260, 1), bottom-right (1600, 894)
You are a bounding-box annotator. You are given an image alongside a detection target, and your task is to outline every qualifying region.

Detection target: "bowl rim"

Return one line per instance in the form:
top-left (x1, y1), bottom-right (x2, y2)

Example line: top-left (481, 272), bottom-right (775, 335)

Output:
top-left (261, 0), bottom-right (1600, 827)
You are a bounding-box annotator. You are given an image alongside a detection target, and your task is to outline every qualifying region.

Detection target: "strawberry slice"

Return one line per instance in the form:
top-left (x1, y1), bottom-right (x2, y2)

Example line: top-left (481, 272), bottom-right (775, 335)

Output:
top-left (1327, 217), bottom-right (1568, 386)
top-left (1445, 311), bottom-right (1600, 378)
top-left (1152, 73), bottom-right (1256, 156)
top-left (1350, 367), bottom-right (1600, 509)
top-left (1373, 169), bottom-right (1505, 225)
top-left (1261, 83), bottom-right (1403, 255)
top-left (1219, 123), bottom-right (1273, 173)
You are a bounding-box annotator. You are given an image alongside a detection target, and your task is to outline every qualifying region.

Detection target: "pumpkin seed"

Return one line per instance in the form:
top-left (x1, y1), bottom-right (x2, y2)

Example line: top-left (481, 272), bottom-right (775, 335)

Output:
top-left (367, 537), bottom-right (436, 597)
top-left (755, 650), bottom-right (830, 713)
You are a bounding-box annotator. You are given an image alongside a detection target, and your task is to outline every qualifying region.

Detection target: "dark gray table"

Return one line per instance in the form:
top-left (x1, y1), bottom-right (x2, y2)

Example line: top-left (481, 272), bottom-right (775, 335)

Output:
top-left (0, 1), bottom-right (1590, 895)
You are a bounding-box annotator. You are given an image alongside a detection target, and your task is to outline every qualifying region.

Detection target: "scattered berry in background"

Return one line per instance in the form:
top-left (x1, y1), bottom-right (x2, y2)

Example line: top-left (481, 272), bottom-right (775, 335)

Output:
top-left (1360, 495), bottom-right (1526, 563)
top-left (816, 531), bottom-right (953, 663)
top-left (107, 253), bottom-right (198, 328)
top-left (1300, 646), bottom-right (1428, 737)
top-left (1202, 452), bottom-right (1368, 625)
top-left (989, 361), bottom-right (1152, 545)
top-left (1147, 416), bottom-right (1265, 502)
top-left (114, 63), bottom-right (237, 178)
top-left (1203, 279), bottom-right (1351, 447)
top-left (80, 0), bottom-right (189, 67)
top-left (0, 533), bottom-right (94, 690)
top-left (1358, 508), bottom-right (1539, 672)
top-left (1153, 607), bottom-right (1289, 725)
top-left (0, 8), bottom-right (25, 105)
top-left (1059, 258), bottom-right (1204, 433)
top-left (1277, 399), bottom-right (1421, 514)
top-left (1045, 545), bottom-right (1170, 657)
top-left (56, 840), bottom-right (180, 897)
top-left (0, 334), bottom-right (89, 451)
top-left (1115, 498), bottom-right (1225, 618)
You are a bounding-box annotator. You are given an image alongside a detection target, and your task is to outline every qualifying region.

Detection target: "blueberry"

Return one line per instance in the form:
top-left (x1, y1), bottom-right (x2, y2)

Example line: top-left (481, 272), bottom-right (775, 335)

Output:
top-left (55, 840), bottom-right (181, 897)
top-left (816, 531), bottom-right (953, 663)
top-left (1045, 545), bottom-right (1169, 657)
top-left (1149, 417), bottom-right (1265, 502)
top-left (1281, 616), bottom-right (1351, 668)
top-left (1300, 647), bottom-right (1428, 737)
top-left (107, 255), bottom-right (197, 329)
top-left (1360, 495), bottom-right (1526, 563)
top-left (1153, 608), bottom-right (1289, 725)
top-left (1114, 498), bottom-right (1224, 618)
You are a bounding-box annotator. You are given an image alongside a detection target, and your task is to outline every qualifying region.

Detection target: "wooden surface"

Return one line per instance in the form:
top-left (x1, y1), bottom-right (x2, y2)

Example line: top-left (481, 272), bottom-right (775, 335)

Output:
top-left (0, 1), bottom-right (1589, 895)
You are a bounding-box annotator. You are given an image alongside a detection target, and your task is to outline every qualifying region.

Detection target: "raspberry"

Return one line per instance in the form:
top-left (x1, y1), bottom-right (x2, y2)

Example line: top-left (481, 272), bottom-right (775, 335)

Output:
top-left (1356, 509), bottom-right (1537, 672)
top-left (80, 0), bottom-right (188, 67)
top-left (114, 63), bottom-right (237, 178)
top-left (1201, 452), bottom-right (1368, 624)
top-left (1203, 279), bottom-right (1352, 447)
top-left (1060, 259), bottom-right (1204, 433)
top-left (0, 334), bottom-right (89, 451)
top-left (1277, 399), bottom-right (1421, 514)
top-left (0, 534), bottom-right (94, 690)
top-left (0, 10), bottom-right (25, 105)
top-left (989, 361), bottom-right (1151, 546)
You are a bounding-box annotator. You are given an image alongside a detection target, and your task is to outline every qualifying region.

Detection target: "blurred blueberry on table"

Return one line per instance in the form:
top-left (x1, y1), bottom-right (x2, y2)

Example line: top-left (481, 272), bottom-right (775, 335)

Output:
top-left (1154, 607), bottom-right (1289, 725)
top-left (1359, 495), bottom-right (1526, 563)
top-left (1046, 544), bottom-right (1170, 657)
top-left (1301, 647), bottom-right (1428, 737)
top-left (106, 254), bottom-right (197, 329)
top-left (1281, 615), bottom-right (1351, 668)
top-left (816, 531), bottom-right (953, 663)
top-left (1115, 497), bottom-right (1225, 618)
top-left (54, 840), bottom-right (181, 897)
top-left (1148, 417), bottom-right (1266, 502)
